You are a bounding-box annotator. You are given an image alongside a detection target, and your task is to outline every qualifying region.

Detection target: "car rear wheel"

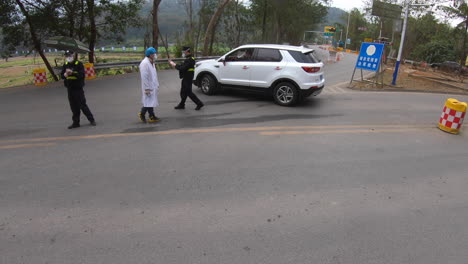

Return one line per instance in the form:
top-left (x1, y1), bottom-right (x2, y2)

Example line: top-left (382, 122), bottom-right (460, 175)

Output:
top-left (273, 82), bottom-right (299, 106)
top-left (200, 74), bottom-right (217, 95)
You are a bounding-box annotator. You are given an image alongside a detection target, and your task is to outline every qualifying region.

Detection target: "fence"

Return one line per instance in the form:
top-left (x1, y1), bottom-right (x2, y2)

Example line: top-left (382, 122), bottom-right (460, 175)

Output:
top-left (52, 56), bottom-right (220, 74)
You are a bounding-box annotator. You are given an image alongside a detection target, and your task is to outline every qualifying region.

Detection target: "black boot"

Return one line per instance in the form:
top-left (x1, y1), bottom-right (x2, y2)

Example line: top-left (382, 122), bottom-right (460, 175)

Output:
top-left (68, 123), bottom-right (80, 129)
top-left (195, 103), bottom-right (204, 110)
top-left (174, 104), bottom-right (185, 109)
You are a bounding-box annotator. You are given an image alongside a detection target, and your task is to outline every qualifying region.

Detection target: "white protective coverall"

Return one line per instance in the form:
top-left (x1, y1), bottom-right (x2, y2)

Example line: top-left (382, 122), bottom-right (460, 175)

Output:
top-left (139, 57), bottom-right (159, 107)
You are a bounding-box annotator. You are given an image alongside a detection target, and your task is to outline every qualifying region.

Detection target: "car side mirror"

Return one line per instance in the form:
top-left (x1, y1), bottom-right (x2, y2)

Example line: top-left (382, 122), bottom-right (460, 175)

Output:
top-left (219, 57), bottom-right (226, 66)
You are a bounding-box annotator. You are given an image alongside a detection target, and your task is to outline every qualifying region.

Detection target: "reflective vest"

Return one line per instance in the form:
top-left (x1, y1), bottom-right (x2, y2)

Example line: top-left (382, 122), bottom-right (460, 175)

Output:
top-left (65, 61), bottom-right (80, 80)
top-left (188, 57), bottom-right (195, 72)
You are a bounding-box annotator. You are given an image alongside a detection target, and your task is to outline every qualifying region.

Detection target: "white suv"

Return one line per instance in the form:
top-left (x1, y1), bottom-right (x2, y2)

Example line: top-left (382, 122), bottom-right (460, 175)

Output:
top-left (193, 44), bottom-right (325, 106)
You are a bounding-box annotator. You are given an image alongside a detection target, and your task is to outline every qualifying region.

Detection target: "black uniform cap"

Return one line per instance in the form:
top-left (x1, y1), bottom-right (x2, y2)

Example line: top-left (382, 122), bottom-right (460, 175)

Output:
top-left (64, 50), bottom-right (75, 56)
top-left (182, 46), bottom-right (191, 52)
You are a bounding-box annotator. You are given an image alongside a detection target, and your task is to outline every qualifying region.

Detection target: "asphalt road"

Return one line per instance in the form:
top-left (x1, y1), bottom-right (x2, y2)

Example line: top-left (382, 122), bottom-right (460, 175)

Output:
top-left (1, 54), bottom-right (468, 264)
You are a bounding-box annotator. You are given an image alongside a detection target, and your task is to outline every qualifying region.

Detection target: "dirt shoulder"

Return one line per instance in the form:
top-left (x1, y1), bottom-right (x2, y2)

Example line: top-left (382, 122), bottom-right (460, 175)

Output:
top-left (348, 64), bottom-right (468, 96)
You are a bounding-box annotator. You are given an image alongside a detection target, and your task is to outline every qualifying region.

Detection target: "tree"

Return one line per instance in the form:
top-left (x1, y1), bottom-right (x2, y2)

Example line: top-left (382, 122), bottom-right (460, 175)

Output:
top-left (202, 0), bottom-right (231, 55)
top-left (249, 0), bottom-right (268, 42)
top-left (47, 0), bottom-right (144, 63)
top-left (411, 40), bottom-right (456, 63)
top-left (15, 0), bottom-right (59, 81)
top-left (181, 0), bottom-right (195, 46)
top-left (0, 0), bottom-right (26, 61)
top-left (439, 3), bottom-right (468, 67)
top-left (219, 0), bottom-right (254, 48)
top-left (405, 13), bottom-right (453, 61)
top-left (2, 0), bottom-right (145, 64)
top-left (86, 0), bottom-right (97, 63)
top-left (249, 0), bottom-right (329, 45)
top-left (342, 9), bottom-right (371, 50)
top-left (152, 0), bottom-right (162, 49)
top-left (196, 0), bottom-right (217, 54)
top-left (89, 0), bottom-right (144, 61)
top-left (0, 29), bottom-right (16, 62)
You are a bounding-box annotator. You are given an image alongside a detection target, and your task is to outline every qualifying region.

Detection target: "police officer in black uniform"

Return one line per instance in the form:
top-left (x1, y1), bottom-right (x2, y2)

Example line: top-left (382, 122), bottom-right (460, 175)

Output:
top-left (60, 50), bottom-right (96, 129)
top-left (169, 46), bottom-right (204, 110)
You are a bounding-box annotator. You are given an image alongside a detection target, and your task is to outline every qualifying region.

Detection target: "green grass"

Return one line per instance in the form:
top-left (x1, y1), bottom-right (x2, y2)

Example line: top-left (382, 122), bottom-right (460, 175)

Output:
top-left (0, 75), bottom-right (34, 89)
top-left (0, 57), bottom-right (63, 68)
top-left (0, 48), bottom-right (220, 89)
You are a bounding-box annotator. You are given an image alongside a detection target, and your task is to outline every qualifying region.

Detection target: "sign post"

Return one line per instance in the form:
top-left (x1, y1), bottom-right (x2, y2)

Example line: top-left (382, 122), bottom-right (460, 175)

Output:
top-left (371, 0), bottom-right (403, 19)
top-left (391, 1), bottom-right (408, 85)
top-left (391, 1), bottom-right (431, 85)
top-left (324, 26), bottom-right (336, 37)
top-left (350, 42), bottom-right (385, 87)
top-left (344, 12), bottom-right (351, 49)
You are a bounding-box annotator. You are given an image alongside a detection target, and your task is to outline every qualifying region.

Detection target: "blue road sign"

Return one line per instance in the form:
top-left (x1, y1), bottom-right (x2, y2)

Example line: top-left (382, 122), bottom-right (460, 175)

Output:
top-left (355, 42), bottom-right (385, 72)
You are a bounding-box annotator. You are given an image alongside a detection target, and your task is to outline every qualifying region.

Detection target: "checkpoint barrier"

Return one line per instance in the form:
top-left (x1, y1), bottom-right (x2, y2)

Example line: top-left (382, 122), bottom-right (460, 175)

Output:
top-left (438, 98), bottom-right (467, 134)
top-left (335, 52), bottom-right (344, 62)
top-left (32, 68), bottom-right (47, 86)
top-left (84, 63), bottom-right (96, 80)
top-left (318, 46), bottom-right (358, 55)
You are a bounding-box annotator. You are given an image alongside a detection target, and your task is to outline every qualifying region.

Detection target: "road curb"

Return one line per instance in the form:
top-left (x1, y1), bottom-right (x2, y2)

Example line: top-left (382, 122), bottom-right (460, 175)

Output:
top-left (328, 75), bottom-right (468, 96)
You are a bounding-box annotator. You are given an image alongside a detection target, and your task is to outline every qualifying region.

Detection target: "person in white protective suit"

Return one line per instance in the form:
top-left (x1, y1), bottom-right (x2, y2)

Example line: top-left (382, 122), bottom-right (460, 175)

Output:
top-left (138, 47), bottom-right (160, 123)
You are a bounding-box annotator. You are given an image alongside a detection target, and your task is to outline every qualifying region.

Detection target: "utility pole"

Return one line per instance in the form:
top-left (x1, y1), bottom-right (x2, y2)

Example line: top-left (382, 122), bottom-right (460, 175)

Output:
top-left (344, 11), bottom-right (351, 50)
top-left (392, 1), bottom-right (432, 85)
top-left (379, 20), bottom-right (382, 39)
top-left (391, 1), bottom-right (408, 86)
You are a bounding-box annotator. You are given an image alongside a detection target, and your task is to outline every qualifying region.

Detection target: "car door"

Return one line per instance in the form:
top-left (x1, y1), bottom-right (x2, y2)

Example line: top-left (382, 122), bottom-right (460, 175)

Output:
top-left (218, 48), bottom-right (254, 86)
top-left (248, 48), bottom-right (286, 89)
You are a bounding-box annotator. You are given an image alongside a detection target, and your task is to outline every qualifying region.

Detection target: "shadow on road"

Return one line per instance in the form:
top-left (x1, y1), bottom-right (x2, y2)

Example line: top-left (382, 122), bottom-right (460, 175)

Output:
top-left (198, 88), bottom-right (326, 109)
top-left (120, 89), bottom-right (334, 133)
top-left (121, 113), bottom-right (342, 133)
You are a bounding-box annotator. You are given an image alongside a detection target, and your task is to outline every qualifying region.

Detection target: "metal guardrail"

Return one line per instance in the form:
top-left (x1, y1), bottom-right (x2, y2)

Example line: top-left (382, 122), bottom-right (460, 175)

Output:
top-left (93, 56), bottom-right (220, 69)
top-left (387, 57), bottom-right (423, 65)
top-left (53, 56), bottom-right (220, 73)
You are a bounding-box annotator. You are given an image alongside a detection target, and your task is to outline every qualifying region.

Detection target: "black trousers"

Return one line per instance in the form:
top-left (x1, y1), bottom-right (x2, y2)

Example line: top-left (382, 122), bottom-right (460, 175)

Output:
top-left (179, 78), bottom-right (202, 106)
top-left (67, 88), bottom-right (94, 125)
top-left (140, 107), bottom-right (155, 117)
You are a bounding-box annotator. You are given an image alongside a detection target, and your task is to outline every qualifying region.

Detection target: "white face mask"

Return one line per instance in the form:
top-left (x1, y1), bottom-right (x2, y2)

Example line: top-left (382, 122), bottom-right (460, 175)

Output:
top-left (154, 54), bottom-right (158, 60)
top-left (181, 53), bottom-right (186, 58)
top-left (66, 57), bottom-right (74, 63)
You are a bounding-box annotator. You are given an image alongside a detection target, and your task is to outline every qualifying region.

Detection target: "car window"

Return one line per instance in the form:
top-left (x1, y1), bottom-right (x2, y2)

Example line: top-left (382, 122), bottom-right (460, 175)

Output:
top-left (225, 48), bottom-right (255, 62)
top-left (288, 50), bottom-right (320, 63)
top-left (255, 48), bottom-right (282, 62)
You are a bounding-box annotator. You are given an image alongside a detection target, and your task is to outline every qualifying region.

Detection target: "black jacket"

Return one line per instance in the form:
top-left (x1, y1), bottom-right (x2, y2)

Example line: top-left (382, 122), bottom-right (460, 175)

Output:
top-left (175, 55), bottom-right (195, 81)
top-left (61, 60), bottom-right (85, 89)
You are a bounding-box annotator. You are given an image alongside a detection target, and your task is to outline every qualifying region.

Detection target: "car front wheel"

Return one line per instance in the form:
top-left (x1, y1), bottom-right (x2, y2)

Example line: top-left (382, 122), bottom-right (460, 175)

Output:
top-left (200, 74), bottom-right (217, 95)
top-left (273, 82), bottom-right (299, 106)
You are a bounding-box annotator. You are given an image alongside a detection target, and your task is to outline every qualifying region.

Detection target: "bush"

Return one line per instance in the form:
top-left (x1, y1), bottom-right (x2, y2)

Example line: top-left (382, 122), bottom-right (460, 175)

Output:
top-left (411, 41), bottom-right (457, 64)
top-left (96, 57), bottom-right (108, 63)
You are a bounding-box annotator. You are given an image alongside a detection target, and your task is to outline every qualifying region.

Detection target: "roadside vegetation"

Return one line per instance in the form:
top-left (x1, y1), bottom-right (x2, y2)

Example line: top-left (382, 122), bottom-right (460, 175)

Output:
top-left (0, 45), bottom-right (230, 89)
top-left (0, 0), bottom-right (467, 89)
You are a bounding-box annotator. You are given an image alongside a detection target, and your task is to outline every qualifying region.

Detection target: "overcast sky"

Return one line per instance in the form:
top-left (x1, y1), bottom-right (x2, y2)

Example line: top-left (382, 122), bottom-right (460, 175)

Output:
top-left (328, 0), bottom-right (462, 26)
top-left (330, 0), bottom-right (365, 11)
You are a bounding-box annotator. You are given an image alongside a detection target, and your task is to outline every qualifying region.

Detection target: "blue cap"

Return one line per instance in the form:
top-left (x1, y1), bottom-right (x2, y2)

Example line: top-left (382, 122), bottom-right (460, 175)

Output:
top-left (145, 47), bottom-right (157, 57)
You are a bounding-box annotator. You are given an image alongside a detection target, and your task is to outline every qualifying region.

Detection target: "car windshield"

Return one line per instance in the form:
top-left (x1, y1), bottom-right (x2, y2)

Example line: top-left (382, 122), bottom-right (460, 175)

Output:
top-left (288, 50), bottom-right (320, 63)
top-left (224, 48), bottom-right (255, 62)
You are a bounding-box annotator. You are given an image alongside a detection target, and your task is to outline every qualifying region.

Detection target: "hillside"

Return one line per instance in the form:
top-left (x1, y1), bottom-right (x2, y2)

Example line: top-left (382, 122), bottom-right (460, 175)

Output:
top-left (108, 3), bottom-right (349, 46)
